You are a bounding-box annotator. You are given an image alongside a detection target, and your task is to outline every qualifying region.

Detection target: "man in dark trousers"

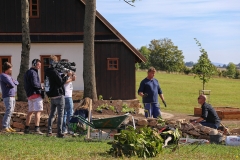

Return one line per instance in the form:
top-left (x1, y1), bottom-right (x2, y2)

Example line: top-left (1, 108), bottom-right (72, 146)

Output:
top-left (138, 67), bottom-right (167, 118)
top-left (24, 59), bottom-right (44, 134)
top-left (45, 55), bottom-right (72, 138)
top-left (191, 95), bottom-right (221, 129)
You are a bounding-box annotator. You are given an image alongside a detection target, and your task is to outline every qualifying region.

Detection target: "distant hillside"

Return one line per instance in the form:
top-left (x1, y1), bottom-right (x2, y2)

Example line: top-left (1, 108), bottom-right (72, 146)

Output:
top-left (212, 62), bottom-right (225, 67)
top-left (185, 61), bottom-right (226, 68)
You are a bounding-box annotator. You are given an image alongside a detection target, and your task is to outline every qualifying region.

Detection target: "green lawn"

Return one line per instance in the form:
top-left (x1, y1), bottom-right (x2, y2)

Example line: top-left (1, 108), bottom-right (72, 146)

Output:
top-left (136, 71), bottom-right (240, 114)
top-left (0, 134), bottom-right (239, 160)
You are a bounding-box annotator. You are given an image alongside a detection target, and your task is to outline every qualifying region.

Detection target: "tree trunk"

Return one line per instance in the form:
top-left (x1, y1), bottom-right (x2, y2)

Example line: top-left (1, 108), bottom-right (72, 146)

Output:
top-left (83, 0), bottom-right (97, 101)
top-left (17, 0), bottom-right (30, 101)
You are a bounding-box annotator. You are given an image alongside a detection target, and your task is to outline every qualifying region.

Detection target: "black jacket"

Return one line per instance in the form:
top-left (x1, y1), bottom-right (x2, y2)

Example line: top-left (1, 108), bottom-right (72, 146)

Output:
top-left (24, 68), bottom-right (42, 97)
top-left (45, 67), bottom-right (68, 97)
top-left (201, 102), bottom-right (220, 125)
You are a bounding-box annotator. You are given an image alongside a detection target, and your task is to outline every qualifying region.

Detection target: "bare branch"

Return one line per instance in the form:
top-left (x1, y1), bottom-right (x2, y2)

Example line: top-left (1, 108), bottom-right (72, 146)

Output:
top-left (124, 0), bottom-right (135, 7)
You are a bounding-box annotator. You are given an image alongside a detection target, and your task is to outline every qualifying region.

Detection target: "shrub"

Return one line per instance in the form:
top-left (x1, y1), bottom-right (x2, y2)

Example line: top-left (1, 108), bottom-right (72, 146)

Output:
top-left (108, 126), bottom-right (163, 158)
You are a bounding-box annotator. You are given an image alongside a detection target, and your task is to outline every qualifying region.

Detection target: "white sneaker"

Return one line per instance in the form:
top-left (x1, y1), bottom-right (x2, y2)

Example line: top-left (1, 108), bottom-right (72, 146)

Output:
top-left (68, 131), bottom-right (74, 135)
top-left (63, 131), bottom-right (68, 134)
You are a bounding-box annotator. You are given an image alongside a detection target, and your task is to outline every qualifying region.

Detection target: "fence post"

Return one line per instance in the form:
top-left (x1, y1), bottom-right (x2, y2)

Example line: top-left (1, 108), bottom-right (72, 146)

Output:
top-left (87, 99), bottom-right (92, 139)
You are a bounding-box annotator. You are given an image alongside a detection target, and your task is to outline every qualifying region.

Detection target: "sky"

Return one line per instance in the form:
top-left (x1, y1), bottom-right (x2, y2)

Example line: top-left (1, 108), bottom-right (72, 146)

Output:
top-left (96, 0), bottom-right (240, 64)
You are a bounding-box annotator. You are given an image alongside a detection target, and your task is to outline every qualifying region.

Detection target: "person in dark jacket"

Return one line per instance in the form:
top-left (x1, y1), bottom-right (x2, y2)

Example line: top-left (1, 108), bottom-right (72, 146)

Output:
top-left (45, 55), bottom-right (72, 138)
top-left (0, 62), bottom-right (19, 132)
top-left (24, 59), bottom-right (44, 135)
top-left (190, 95), bottom-right (221, 129)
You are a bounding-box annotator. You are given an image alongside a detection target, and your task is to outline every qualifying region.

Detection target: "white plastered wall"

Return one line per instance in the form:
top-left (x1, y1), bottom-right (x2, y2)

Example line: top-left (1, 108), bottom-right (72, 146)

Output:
top-left (0, 43), bottom-right (84, 91)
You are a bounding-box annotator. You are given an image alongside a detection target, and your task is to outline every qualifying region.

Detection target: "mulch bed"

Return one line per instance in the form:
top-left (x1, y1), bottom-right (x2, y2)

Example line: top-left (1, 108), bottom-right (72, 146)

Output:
top-left (0, 100), bottom-right (143, 117)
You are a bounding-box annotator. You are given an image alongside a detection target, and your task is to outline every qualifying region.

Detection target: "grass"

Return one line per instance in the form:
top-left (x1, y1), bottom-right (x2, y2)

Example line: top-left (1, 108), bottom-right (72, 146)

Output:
top-left (0, 134), bottom-right (239, 160)
top-left (1, 71), bottom-right (240, 159)
top-left (136, 70), bottom-right (240, 114)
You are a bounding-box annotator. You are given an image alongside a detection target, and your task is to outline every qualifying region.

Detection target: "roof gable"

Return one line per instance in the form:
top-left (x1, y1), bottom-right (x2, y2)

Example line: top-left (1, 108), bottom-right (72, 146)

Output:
top-left (80, 0), bottom-right (146, 63)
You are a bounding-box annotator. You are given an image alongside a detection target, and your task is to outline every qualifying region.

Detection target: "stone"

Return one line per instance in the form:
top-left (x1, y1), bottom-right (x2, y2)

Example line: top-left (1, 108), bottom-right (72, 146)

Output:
top-left (176, 119), bottom-right (186, 123)
top-left (156, 124), bottom-right (165, 129)
top-left (166, 120), bottom-right (177, 125)
top-left (187, 130), bottom-right (201, 136)
top-left (230, 128), bottom-right (240, 134)
top-left (12, 117), bottom-right (23, 123)
top-left (12, 122), bottom-right (25, 129)
top-left (147, 117), bottom-right (157, 122)
top-left (148, 120), bottom-right (158, 127)
top-left (20, 115), bottom-right (27, 120)
top-left (209, 129), bottom-right (218, 135)
top-left (41, 114), bottom-right (49, 120)
top-left (39, 123), bottom-right (45, 126)
top-left (181, 123), bottom-right (194, 131)
top-left (19, 113), bottom-right (27, 116)
top-left (203, 127), bottom-right (212, 134)
top-left (52, 124), bottom-right (57, 129)
top-left (137, 119), bottom-right (148, 126)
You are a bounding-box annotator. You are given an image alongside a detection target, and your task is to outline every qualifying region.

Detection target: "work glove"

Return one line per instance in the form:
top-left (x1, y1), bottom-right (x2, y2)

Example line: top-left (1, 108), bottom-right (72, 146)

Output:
top-left (143, 93), bottom-right (148, 98)
top-left (162, 100), bottom-right (167, 107)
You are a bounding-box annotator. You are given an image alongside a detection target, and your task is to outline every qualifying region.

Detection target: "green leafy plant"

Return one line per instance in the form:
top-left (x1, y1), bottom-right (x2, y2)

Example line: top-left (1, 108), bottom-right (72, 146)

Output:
top-left (98, 95), bottom-right (103, 100)
top-left (108, 105), bottom-right (115, 112)
top-left (108, 126), bottom-right (163, 158)
top-left (157, 117), bottom-right (166, 127)
top-left (121, 104), bottom-right (134, 113)
top-left (161, 128), bottom-right (181, 142)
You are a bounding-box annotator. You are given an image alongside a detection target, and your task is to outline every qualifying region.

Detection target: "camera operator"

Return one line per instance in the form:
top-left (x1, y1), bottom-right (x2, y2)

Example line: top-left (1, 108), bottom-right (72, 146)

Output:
top-left (45, 55), bottom-right (72, 138)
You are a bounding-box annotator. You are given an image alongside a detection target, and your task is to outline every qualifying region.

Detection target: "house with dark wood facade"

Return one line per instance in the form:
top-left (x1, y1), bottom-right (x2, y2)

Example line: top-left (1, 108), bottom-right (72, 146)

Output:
top-left (0, 0), bottom-right (146, 100)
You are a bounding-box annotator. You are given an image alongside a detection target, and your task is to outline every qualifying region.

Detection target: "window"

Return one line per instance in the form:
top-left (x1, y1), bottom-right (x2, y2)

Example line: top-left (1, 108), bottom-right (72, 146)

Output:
top-left (29, 0), bottom-right (39, 18)
top-left (0, 56), bottom-right (11, 73)
top-left (40, 55), bottom-right (61, 82)
top-left (107, 58), bottom-right (119, 70)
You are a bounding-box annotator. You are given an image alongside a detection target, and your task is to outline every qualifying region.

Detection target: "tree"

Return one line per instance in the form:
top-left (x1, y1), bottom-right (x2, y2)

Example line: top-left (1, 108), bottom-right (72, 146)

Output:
top-left (226, 62), bottom-right (236, 78)
top-left (17, 0), bottom-right (31, 101)
top-left (192, 38), bottom-right (216, 90)
top-left (83, 0), bottom-right (136, 100)
top-left (148, 38), bottom-right (185, 72)
top-left (138, 46), bottom-right (151, 69)
top-left (83, 0), bottom-right (97, 101)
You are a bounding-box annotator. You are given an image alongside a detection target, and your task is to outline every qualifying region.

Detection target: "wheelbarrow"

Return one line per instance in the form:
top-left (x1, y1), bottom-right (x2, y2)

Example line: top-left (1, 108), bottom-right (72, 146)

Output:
top-left (70, 113), bottom-right (130, 140)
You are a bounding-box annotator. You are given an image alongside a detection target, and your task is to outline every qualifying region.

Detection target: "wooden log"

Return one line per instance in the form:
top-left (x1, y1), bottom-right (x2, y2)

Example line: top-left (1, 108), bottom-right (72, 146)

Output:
top-left (87, 98), bottom-right (92, 139)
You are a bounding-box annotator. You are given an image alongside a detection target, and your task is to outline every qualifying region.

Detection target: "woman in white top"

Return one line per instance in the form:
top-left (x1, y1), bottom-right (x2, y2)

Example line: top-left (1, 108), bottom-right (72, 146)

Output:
top-left (62, 70), bottom-right (76, 134)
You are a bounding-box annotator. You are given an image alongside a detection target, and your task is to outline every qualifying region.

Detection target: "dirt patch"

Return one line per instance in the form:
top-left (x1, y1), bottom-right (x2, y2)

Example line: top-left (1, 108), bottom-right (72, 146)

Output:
top-left (0, 100), bottom-right (144, 117)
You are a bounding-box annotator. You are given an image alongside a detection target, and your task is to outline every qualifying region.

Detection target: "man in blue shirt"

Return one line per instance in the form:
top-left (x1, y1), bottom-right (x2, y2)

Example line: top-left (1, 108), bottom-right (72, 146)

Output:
top-left (138, 67), bottom-right (166, 118)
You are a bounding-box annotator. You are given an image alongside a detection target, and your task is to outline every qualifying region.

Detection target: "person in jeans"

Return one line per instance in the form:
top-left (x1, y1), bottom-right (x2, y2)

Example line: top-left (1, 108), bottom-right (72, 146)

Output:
top-left (62, 64), bottom-right (76, 134)
top-left (45, 55), bottom-right (72, 138)
top-left (24, 59), bottom-right (44, 135)
top-left (0, 62), bottom-right (19, 132)
top-left (190, 95), bottom-right (221, 129)
top-left (138, 67), bottom-right (167, 118)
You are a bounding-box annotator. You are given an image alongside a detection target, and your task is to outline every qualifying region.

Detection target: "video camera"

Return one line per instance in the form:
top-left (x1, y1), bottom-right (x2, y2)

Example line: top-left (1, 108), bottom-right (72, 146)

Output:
top-left (52, 59), bottom-right (76, 73)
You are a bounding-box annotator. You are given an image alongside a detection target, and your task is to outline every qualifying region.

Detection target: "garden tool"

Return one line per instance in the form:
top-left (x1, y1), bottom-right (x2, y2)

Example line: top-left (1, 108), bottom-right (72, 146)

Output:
top-left (220, 122), bottom-right (230, 135)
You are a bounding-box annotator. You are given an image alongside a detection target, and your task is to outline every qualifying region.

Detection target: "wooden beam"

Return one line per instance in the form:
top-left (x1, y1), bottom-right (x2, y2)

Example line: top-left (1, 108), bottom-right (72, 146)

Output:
top-left (0, 32), bottom-right (114, 35)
